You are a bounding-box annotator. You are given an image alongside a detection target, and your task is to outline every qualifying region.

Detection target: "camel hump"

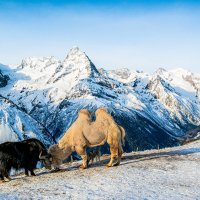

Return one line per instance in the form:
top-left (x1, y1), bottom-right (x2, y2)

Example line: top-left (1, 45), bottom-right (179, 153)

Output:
top-left (119, 126), bottom-right (125, 146)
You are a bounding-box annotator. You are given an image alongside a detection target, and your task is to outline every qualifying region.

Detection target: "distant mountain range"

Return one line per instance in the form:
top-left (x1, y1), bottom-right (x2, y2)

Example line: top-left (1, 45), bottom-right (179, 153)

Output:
top-left (0, 47), bottom-right (200, 151)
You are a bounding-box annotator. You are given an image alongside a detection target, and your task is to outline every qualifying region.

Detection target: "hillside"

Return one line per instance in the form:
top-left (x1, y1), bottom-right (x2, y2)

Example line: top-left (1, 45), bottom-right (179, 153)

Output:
top-left (0, 141), bottom-right (200, 199)
top-left (0, 47), bottom-right (200, 151)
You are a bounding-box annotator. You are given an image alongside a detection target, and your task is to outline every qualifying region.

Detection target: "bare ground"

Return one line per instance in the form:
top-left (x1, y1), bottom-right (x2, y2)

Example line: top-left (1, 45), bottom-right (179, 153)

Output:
top-left (0, 141), bottom-right (200, 200)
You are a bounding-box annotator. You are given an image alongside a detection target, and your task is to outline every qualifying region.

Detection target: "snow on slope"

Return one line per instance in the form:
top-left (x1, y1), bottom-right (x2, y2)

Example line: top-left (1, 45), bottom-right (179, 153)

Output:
top-left (0, 95), bottom-right (54, 145)
top-left (0, 141), bottom-right (200, 200)
top-left (0, 47), bottom-right (200, 150)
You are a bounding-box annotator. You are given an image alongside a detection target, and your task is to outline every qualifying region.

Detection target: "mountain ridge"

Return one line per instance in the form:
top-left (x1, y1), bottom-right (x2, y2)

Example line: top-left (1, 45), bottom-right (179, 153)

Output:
top-left (0, 47), bottom-right (200, 150)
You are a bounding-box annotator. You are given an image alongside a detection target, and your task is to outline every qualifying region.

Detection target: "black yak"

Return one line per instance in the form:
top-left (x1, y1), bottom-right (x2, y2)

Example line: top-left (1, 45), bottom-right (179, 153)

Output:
top-left (0, 138), bottom-right (52, 182)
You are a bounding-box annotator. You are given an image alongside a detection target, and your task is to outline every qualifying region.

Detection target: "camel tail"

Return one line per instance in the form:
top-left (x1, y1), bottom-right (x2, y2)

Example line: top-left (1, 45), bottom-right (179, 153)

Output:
top-left (119, 126), bottom-right (126, 146)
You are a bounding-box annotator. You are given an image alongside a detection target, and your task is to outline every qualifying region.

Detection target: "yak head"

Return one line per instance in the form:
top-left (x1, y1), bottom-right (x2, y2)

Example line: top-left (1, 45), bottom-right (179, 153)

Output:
top-left (39, 152), bottom-right (53, 170)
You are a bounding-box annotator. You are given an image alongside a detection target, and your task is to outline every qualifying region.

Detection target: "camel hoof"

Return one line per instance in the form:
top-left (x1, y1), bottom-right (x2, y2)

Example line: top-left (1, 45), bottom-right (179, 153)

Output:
top-left (79, 165), bottom-right (87, 169)
top-left (106, 164), bottom-right (112, 167)
top-left (113, 163), bottom-right (120, 166)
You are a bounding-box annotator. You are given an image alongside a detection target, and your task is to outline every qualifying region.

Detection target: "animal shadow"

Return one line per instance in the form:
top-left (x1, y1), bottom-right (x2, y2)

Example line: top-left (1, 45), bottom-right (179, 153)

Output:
top-left (120, 147), bottom-right (200, 166)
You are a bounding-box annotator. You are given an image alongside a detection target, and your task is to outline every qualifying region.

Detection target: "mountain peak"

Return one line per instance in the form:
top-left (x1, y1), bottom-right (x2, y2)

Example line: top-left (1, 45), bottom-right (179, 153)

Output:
top-left (62, 47), bottom-right (100, 78)
top-left (68, 46), bottom-right (81, 54)
top-left (64, 47), bottom-right (88, 62)
top-left (109, 68), bottom-right (131, 80)
top-left (20, 56), bottom-right (59, 71)
top-left (154, 68), bottom-right (166, 75)
top-left (169, 68), bottom-right (192, 76)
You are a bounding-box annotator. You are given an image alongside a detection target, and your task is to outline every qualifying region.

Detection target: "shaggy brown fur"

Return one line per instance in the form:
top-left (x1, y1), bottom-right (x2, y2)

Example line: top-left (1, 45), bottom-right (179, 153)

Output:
top-left (87, 150), bottom-right (101, 165)
top-left (48, 108), bottom-right (125, 169)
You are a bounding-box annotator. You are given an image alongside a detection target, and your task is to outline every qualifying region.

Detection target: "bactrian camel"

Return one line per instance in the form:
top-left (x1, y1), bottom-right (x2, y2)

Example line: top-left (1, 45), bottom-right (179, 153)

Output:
top-left (48, 108), bottom-right (125, 169)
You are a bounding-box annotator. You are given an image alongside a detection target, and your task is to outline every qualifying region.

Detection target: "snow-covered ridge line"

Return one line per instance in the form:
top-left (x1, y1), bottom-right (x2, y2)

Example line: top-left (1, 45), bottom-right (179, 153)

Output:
top-left (0, 47), bottom-right (200, 150)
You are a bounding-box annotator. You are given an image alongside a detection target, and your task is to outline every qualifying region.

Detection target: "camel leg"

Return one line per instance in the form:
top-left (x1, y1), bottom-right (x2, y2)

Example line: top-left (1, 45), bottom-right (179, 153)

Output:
top-left (97, 152), bottom-right (101, 162)
top-left (70, 155), bottom-right (73, 163)
top-left (107, 146), bottom-right (118, 167)
top-left (75, 146), bottom-right (88, 169)
top-left (113, 145), bottom-right (123, 166)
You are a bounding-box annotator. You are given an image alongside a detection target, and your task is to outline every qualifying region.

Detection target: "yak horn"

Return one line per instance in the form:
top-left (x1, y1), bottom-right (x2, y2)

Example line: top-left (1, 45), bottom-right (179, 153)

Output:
top-left (39, 151), bottom-right (46, 160)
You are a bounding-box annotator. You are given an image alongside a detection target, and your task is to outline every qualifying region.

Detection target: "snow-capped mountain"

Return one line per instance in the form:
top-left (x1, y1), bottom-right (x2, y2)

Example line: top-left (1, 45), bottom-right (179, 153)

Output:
top-left (0, 65), bottom-right (55, 145)
top-left (0, 47), bottom-right (200, 151)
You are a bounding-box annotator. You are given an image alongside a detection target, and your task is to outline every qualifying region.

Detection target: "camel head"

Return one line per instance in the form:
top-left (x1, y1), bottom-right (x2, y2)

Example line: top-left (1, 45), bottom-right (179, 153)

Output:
top-left (48, 144), bottom-right (62, 167)
top-left (48, 144), bottom-right (71, 169)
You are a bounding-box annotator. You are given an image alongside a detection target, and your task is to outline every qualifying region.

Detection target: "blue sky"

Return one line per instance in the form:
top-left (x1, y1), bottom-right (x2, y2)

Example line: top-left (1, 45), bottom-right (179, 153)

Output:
top-left (0, 0), bottom-right (200, 73)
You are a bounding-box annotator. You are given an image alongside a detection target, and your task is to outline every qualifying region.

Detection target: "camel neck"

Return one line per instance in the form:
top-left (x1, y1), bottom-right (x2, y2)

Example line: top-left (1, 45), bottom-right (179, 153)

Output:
top-left (58, 134), bottom-right (70, 149)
